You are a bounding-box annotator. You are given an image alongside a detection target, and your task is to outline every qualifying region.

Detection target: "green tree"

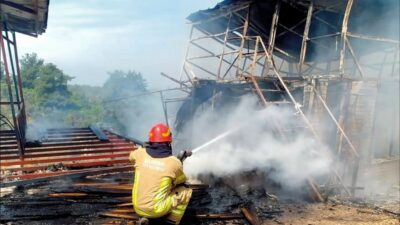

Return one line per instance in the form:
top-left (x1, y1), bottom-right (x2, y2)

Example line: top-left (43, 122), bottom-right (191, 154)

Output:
top-left (102, 70), bottom-right (148, 135)
top-left (20, 53), bottom-right (44, 89)
top-left (33, 63), bottom-right (73, 108)
top-left (15, 53), bottom-right (152, 132)
top-left (19, 53), bottom-right (79, 124)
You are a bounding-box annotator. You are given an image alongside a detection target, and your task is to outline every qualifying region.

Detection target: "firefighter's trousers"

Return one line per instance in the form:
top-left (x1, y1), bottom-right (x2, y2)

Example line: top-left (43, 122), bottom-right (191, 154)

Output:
top-left (134, 185), bottom-right (192, 225)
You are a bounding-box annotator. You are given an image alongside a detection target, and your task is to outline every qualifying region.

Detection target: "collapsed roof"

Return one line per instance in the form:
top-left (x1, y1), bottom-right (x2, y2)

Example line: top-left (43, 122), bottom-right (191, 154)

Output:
top-left (188, 0), bottom-right (399, 62)
top-left (0, 0), bottom-right (50, 36)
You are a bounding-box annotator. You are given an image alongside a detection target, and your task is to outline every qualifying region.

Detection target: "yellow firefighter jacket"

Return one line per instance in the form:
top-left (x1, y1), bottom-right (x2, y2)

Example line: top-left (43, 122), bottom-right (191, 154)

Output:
top-left (129, 147), bottom-right (192, 220)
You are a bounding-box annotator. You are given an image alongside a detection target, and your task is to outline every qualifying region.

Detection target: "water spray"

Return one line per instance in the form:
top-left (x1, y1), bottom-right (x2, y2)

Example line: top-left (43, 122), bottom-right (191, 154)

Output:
top-left (178, 127), bottom-right (240, 162)
top-left (192, 127), bottom-right (239, 153)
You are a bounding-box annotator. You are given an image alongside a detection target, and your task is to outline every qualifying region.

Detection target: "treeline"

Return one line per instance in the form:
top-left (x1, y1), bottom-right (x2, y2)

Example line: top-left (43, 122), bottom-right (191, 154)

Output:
top-left (1, 53), bottom-right (152, 136)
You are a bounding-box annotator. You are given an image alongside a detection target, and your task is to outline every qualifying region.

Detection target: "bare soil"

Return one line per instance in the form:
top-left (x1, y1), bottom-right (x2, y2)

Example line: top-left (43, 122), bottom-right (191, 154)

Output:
top-left (268, 202), bottom-right (400, 225)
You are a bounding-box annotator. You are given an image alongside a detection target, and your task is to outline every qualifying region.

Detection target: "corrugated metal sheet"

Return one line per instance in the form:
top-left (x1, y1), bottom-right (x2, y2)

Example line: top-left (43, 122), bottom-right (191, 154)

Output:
top-left (0, 127), bottom-right (137, 183)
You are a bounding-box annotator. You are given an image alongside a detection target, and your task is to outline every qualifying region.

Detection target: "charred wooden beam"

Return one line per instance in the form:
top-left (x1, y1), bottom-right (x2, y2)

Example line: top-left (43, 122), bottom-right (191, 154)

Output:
top-left (48, 192), bottom-right (88, 197)
top-left (299, 0), bottom-right (313, 68)
top-left (100, 213), bottom-right (138, 220)
top-left (190, 213), bottom-right (244, 220)
top-left (1, 165), bottom-right (132, 188)
top-left (108, 209), bottom-right (134, 214)
top-left (116, 202), bottom-right (132, 207)
top-left (307, 178), bottom-right (324, 202)
top-left (240, 207), bottom-right (262, 225)
top-left (2, 159), bottom-right (129, 174)
top-left (339, 0), bottom-right (354, 73)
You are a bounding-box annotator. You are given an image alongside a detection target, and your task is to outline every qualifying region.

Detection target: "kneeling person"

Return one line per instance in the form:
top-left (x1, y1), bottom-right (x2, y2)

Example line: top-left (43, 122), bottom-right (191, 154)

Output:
top-left (129, 123), bottom-right (192, 225)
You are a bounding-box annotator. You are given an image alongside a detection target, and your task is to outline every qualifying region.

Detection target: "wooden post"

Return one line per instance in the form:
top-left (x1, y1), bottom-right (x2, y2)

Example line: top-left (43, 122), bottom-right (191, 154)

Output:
top-left (268, 0), bottom-right (281, 54)
top-left (217, 13), bottom-right (232, 80)
top-left (345, 37), bottom-right (365, 78)
top-left (235, 6), bottom-right (250, 78)
top-left (305, 78), bottom-right (316, 116)
top-left (299, 0), bottom-right (313, 72)
top-left (313, 86), bottom-right (359, 157)
top-left (262, 0), bottom-right (281, 77)
top-left (350, 157), bottom-right (360, 196)
top-left (335, 81), bottom-right (352, 156)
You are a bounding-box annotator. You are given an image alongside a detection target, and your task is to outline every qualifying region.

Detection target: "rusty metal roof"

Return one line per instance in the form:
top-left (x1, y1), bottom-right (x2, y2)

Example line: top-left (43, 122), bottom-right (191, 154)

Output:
top-left (0, 0), bottom-right (50, 36)
top-left (0, 127), bottom-right (138, 185)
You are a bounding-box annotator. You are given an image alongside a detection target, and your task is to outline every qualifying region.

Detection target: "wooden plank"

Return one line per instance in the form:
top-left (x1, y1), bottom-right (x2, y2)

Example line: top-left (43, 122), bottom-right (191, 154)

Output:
top-left (73, 183), bottom-right (132, 192)
top-left (48, 192), bottom-right (88, 197)
top-left (192, 213), bottom-right (243, 220)
top-left (116, 202), bottom-right (132, 207)
top-left (100, 213), bottom-right (138, 220)
top-left (108, 209), bottom-right (134, 214)
top-left (240, 207), bottom-right (262, 225)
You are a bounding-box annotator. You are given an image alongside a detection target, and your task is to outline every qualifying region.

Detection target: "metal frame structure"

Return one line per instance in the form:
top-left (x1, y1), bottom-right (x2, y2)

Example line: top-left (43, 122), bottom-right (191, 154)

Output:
top-left (1, 24), bottom-right (27, 157)
top-left (1, 0), bottom-right (50, 158)
top-left (168, 0), bottom-right (399, 197)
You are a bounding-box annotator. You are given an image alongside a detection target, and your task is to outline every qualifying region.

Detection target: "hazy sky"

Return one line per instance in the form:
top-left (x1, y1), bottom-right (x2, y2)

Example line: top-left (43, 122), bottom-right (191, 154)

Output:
top-left (16, 0), bottom-right (220, 89)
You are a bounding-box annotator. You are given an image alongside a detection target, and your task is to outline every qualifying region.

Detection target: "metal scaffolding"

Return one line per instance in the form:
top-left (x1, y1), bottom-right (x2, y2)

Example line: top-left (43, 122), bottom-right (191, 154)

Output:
top-left (1, 24), bottom-right (27, 157)
top-left (169, 0), bottom-right (399, 198)
top-left (1, 0), bottom-right (50, 158)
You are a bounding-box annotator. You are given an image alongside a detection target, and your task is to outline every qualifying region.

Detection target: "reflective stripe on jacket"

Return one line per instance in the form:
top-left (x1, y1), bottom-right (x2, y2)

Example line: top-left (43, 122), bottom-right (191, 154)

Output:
top-left (129, 147), bottom-right (188, 218)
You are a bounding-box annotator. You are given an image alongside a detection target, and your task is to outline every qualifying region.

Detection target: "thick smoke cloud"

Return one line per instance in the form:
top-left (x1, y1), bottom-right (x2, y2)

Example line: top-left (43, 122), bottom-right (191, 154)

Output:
top-left (182, 95), bottom-right (332, 189)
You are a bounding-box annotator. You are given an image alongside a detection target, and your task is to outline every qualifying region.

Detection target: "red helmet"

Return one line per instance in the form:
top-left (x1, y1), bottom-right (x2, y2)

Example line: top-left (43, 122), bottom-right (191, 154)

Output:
top-left (148, 123), bottom-right (172, 143)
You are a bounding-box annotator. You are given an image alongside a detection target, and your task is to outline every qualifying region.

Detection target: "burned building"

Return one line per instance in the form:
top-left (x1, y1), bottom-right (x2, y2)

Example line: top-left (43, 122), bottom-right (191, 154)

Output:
top-left (165, 0), bottom-right (399, 198)
top-left (1, 0), bottom-right (399, 224)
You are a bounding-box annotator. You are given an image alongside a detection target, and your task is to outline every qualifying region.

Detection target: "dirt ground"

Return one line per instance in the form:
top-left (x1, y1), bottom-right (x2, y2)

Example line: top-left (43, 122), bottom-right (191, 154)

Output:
top-left (268, 202), bottom-right (400, 225)
top-left (1, 172), bottom-right (399, 225)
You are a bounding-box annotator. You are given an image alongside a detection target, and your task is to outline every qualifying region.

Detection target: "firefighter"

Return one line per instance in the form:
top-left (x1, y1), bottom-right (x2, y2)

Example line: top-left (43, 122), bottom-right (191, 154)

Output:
top-left (129, 123), bottom-right (192, 225)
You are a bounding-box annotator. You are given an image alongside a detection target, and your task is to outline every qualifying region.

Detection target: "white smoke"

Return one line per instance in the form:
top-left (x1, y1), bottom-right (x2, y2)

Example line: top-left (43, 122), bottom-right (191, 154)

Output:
top-left (25, 117), bottom-right (67, 141)
top-left (116, 93), bottom-right (166, 141)
top-left (182, 95), bottom-right (332, 189)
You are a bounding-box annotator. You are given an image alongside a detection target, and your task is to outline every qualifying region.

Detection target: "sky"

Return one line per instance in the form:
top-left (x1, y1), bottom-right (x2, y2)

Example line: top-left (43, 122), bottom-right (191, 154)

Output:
top-left (16, 0), bottom-right (220, 89)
